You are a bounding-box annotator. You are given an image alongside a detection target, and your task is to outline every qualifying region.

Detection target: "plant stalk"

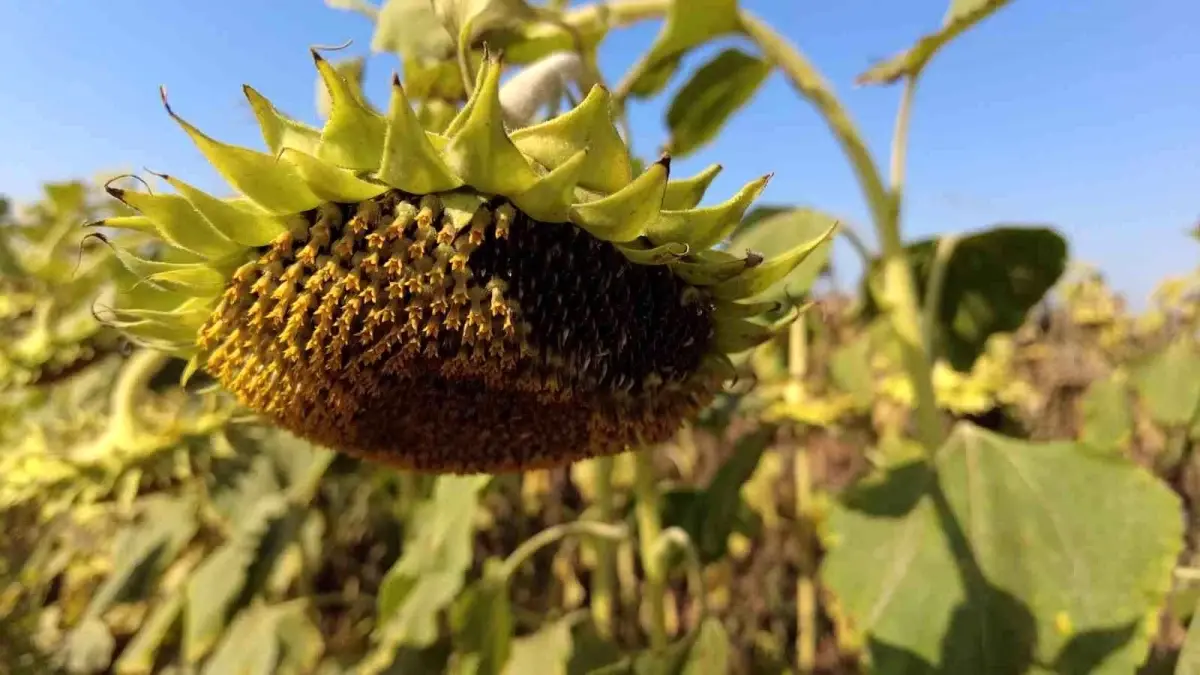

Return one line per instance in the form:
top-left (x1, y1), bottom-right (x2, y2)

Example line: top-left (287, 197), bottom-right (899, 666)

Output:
top-left (787, 319), bottom-right (817, 674)
top-left (881, 76), bottom-right (944, 451)
top-left (633, 448), bottom-right (669, 649)
top-left (590, 456), bottom-right (618, 639)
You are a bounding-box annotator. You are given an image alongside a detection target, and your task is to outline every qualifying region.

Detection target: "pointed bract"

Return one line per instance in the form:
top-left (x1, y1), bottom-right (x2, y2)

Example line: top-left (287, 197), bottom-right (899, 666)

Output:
top-left (106, 186), bottom-right (240, 260)
top-left (662, 164), bottom-right (722, 210)
top-left (646, 174), bottom-right (770, 249)
top-left (510, 84), bottom-right (633, 194)
top-left (510, 148), bottom-right (589, 222)
top-left (280, 147), bottom-right (390, 203)
top-left (709, 223), bottom-right (837, 300)
top-left (313, 50), bottom-right (387, 170)
top-left (378, 75), bottom-right (464, 194)
top-left (244, 85), bottom-right (322, 156)
top-left (442, 55), bottom-right (540, 196)
top-left (570, 157), bottom-right (670, 243)
top-left (161, 175), bottom-right (289, 248)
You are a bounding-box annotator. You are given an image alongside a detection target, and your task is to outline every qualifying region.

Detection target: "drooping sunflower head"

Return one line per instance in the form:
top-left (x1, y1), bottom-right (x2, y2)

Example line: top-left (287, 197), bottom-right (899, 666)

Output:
top-left (94, 50), bottom-right (833, 473)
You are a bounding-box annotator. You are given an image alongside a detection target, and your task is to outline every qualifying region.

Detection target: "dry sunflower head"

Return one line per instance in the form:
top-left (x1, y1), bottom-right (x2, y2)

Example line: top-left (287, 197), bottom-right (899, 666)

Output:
top-left (93, 50), bottom-right (833, 473)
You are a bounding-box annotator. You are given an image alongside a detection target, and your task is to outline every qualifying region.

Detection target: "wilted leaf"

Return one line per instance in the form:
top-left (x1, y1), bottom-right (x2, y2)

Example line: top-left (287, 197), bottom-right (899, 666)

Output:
top-left (863, 225), bottom-right (1068, 372)
top-left (199, 605), bottom-right (281, 675)
top-left (823, 424), bottom-right (1182, 673)
top-left (857, 0), bottom-right (1012, 85)
top-left (728, 207), bottom-right (838, 305)
top-left (626, 0), bottom-right (741, 99)
top-left (1131, 339), bottom-right (1200, 429)
top-left (61, 617), bottom-right (116, 675)
top-left (84, 495), bottom-right (197, 618)
top-left (377, 475), bottom-right (492, 648)
top-left (665, 49), bottom-right (771, 157)
top-left (372, 0), bottom-right (455, 60)
top-left (184, 495), bottom-right (290, 662)
top-left (1079, 370), bottom-right (1133, 452)
top-left (113, 592), bottom-right (184, 675)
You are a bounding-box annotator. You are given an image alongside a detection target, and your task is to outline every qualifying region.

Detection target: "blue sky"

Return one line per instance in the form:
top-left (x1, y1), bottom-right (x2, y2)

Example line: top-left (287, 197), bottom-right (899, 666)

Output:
top-left (1, 0), bottom-right (1196, 304)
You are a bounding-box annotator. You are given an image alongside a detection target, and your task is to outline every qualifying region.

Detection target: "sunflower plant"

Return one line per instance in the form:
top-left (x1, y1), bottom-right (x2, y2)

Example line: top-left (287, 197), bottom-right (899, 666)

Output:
top-left (4, 0), bottom-right (1198, 674)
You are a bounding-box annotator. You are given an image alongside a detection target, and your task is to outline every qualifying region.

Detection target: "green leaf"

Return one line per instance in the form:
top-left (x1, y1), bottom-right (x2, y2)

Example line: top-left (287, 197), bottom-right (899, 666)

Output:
top-left (1079, 370), bottom-right (1134, 452)
top-left (451, 559), bottom-right (514, 675)
top-left (1131, 339), bottom-right (1200, 429)
top-left (822, 424), bottom-right (1183, 674)
top-left (829, 333), bottom-right (875, 406)
top-left (83, 495), bottom-right (197, 619)
top-left (680, 619), bottom-right (730, 675)
top-left (184, 495), bottom-right (290, 663)
top-left (114, 592), bottom-right (184, 675)
top-left (857, 0), bottom-right (1013, 85)
top-left (372, 0), bottom-right (455, 60)
top-left (862, 225), bottom-right (1068, 372)
top-left (432, 0), bottom-right (540, 44)
top-left (1177, 596), bottom-right (1200, 675)
top-left (665, 49), bottom-right (771, 157)
top-left (377, 475), bottom-right (493, 648)
top-left (727, 207), bottom-right (838, 305)
top-left (200, 605), bottom-right (281, 675)
top-left (626, 0), bottom-right (741, 99)
top-left (503, 615), bottom-right (575, 675)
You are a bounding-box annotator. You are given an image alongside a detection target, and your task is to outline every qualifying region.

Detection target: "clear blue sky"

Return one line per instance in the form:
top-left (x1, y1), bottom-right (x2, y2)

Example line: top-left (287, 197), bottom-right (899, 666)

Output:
top-left (1, 0), bottom-right (1196, 304)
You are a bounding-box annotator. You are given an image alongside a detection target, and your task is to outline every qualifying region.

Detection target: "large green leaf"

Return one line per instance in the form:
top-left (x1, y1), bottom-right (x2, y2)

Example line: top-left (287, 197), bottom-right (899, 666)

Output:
top-left (625, 0), bottom-right (741, 99)
top-left (862, 225), bottom-right (1068, 372)
top-left (1079, 370), bottom-right (1134, 452)
top-left (665, 48), bottom-right (771, 158)
top-left (728, 207), bottom-right (838, 305)
top-left (857, 0), bottom-right (1013, 85)
top-left (376, 475), bottom-right (493, 648)
top-left (822, 424), bottom-right (1182, 674)
top-left (1131, 339), bottom-right (1200, 429)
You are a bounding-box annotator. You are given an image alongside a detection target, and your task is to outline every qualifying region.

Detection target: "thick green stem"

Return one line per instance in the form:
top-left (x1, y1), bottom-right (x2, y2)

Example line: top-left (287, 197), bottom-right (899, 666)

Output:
top-left (590, 456), bottom-right (618, 639)
top-left (633, 449), bottom-right (668, 649)
top-left (741, 12), bottom-right (943, 450)
top-left (881, 77), bottom-right (944, 450)
top-left (922, 234), bottom-right (960, 356)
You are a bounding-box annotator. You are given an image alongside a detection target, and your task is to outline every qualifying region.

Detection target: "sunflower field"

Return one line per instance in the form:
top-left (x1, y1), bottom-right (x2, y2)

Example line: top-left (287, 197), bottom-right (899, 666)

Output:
top-left (2, 1), bottom-right (1199, 674)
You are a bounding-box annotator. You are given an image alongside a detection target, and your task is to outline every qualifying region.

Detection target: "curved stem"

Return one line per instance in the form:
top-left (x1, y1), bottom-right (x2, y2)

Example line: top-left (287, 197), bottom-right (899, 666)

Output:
top-left (501, 520), bottom-right (628, 580)
top-left (653, 527), bottom-right (707, 627)
top-left (739, 11), bottom-right (890, 232)
top-left (633, 448), bottom-right (668, 649)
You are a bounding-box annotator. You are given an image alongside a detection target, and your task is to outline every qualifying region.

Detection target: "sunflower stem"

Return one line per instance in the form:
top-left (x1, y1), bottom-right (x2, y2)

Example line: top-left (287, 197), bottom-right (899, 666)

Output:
top-left (633, 448), bottom-right (669, 649)
top-left (590, 456), bottom-right (618, 639)
top-left (743, 10), bottom-right (943, 451)
top-left (787, 318), bottom-right (817, 674)
top-left (501, 520), bottom-right (627, 580)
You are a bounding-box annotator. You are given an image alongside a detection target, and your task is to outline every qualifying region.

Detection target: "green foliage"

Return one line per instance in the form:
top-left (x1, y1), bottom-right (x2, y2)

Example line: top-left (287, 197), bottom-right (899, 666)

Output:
top-left (863, 226), bottom-right (1069, 371)
top-left (823, 425), bottom-right (1182, 673)
top-left (6, 0), bottom-right (1200, 673)
top-left (664, 49), bottom-right (771, 157)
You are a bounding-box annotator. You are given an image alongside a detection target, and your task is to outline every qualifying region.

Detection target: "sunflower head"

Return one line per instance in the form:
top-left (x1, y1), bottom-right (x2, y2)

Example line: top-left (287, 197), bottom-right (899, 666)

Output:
top-left (93, 50), bottom-right (834, 473)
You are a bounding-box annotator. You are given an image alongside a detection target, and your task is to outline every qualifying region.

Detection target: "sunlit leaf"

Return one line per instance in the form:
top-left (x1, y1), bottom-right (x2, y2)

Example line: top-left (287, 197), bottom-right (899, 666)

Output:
top-left (862, 225), bottom-right (1068, 372)
top-left (665, 49), bottom-right (771, 157)
top-left (1079, 370), bottom-right (1133, 452)
top-left (372, 0), bottom-right (455, 59)
top-left (502, 614), bottom-right (574, 675)
top-left (857, 0), bottom-right (1013, 85)
top-left (451, 559), bottom-right (513, 675)
top-left (626, 0), bottom-right (741, 99)
top-left (1131, 339), bottom-right (1200, 429)
top-left (823, 424), bottom-right (1182, 673)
